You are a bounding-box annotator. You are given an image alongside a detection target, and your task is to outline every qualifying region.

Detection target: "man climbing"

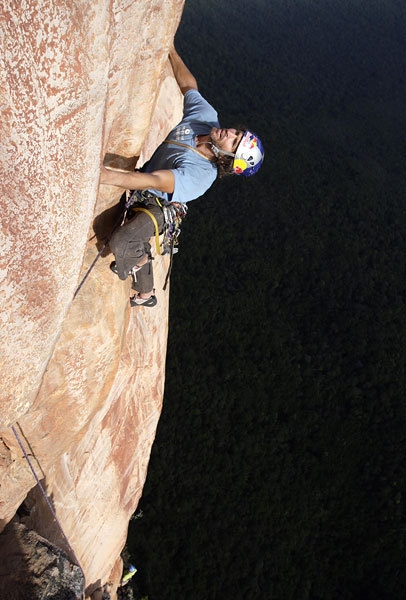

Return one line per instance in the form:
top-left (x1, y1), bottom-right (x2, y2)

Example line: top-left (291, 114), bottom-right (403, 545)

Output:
top-left (100, 45), bottom-right (264, 307)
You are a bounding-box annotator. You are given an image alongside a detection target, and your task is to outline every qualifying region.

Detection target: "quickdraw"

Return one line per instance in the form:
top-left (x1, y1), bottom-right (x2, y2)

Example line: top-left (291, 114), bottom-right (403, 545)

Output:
top-left (160, 201), bottom-right (188, 255)
top-left (160, 201), bottom-right (188, 290)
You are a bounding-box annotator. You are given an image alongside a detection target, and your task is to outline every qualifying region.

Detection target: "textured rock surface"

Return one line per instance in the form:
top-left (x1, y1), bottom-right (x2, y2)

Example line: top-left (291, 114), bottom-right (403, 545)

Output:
top-left (0, 0), bottom-right (184, 595)
top-left (0, 520), bottom-right (85, 600)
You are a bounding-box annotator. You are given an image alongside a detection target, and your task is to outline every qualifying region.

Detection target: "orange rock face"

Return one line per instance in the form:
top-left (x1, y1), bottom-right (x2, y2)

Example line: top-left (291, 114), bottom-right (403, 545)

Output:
top-left (0, 0), bottom-right (184, 595)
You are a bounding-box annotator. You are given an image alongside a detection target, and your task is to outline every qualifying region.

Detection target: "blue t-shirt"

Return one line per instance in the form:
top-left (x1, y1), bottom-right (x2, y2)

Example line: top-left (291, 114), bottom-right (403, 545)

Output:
top-left (143, 89), bottom-right (220, 203)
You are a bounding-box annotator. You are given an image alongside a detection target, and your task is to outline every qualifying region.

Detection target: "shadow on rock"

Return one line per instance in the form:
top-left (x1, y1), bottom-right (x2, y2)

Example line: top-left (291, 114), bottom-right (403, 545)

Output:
top-left (0, 519), bottom-right (85, 600)
top-left (95, 152), bottom-right (141, 255)
top-left (103, 153), bottom-right (139, 172)
top-left (92, 200), bottom-right (125, 256)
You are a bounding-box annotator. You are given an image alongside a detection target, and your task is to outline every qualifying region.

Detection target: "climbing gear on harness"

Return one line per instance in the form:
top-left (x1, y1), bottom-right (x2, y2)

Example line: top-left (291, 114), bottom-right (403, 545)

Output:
top-left (125, 191), bottom-right (187, 253)
top-left (130, 292), bottom-right (157, 307)
top-left (161, 201), bottom-right (188, 290)
top-left (125, 190), bottom-right (187, 290)
top-left (160, 201), bottom-right (188, 255)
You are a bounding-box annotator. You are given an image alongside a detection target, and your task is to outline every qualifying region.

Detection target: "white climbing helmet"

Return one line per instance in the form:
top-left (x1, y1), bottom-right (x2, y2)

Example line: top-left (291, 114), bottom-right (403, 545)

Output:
top-left (233, 130), bottom-right (264, 177)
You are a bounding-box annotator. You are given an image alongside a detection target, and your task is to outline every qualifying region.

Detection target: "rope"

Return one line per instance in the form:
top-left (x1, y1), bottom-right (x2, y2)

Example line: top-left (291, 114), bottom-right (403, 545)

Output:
top-left (11, 423), bottom-right (85, 578)
top-left (163, 139), bottom-right (213, 161)
top-left (73, 206), bottom-right (126, 299)
top-left (133, 207), bottom-right (162, 256)
top-left (163, 235), bottom-right (175, 291)
top-left (73, 242), bottom-right (107, 299)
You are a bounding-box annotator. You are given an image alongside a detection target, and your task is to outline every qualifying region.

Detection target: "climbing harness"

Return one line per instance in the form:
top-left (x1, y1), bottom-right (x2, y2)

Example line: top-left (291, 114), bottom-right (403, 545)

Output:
top-left (125, 190), bottom-right (187, 253)
top-left (11, 423), bottom-right (85, 581)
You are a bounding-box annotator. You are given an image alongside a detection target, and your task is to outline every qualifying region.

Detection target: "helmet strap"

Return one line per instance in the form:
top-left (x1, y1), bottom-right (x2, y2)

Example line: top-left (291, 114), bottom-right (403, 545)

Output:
top-left (196, 137), bottom-right (236, 160)
top-left (210, 143), bottom-right (235, 159)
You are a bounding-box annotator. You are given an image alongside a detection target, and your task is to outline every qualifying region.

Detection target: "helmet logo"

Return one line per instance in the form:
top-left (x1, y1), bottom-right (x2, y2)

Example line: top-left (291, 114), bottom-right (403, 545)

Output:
top-left (233, 130), bottom-right (264, 177)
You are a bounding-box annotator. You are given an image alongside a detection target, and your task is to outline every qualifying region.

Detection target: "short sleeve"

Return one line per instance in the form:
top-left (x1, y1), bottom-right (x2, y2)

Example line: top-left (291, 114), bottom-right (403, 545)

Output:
top-left (182, 90), bottom-right (219, 126)
top-left (171, 160), bottom-right (217, 203)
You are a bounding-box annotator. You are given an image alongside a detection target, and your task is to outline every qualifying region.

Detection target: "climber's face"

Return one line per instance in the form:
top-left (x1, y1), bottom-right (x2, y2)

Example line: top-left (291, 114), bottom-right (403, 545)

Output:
top-left (210, 127), bottom-right (244, 154)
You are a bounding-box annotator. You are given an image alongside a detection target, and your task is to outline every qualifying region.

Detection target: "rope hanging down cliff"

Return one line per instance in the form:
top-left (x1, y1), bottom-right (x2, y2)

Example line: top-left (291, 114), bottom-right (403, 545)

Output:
top-left (73, 199), bottom-right (127, 299)
top-left (11, 423), bottom-right (85, 581)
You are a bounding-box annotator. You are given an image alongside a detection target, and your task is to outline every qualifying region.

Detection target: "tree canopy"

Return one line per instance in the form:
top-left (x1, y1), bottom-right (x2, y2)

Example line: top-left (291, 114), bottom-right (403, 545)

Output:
top-left (126, 1), bottom-right (406, 598)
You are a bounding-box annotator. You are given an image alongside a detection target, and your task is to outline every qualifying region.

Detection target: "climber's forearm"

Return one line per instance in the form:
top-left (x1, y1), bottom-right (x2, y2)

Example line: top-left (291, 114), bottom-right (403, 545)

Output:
top-left (100, 166), bottom-right (175, 194)
top-left (169, 45), bottom-right (198, 94)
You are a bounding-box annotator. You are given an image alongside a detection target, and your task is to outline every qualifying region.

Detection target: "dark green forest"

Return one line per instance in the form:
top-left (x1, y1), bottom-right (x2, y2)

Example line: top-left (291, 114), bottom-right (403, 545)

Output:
top-left (126, 1), bottom-right (406, 598)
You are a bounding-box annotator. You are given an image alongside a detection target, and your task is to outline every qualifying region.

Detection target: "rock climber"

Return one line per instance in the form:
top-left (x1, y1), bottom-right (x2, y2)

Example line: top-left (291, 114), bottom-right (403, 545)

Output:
top-left (100, 45), bottom-right (264, 307)
top-left (119, 564), bottom-right (137, 587)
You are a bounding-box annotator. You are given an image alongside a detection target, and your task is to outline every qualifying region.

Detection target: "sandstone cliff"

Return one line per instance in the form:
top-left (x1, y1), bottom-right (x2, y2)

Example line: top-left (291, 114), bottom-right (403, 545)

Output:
top-left (0, 0), bottom-right (185, 596)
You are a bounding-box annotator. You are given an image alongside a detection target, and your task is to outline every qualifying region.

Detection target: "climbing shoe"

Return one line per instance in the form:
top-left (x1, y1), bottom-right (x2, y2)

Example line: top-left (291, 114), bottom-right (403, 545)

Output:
top-left (110, 261), bottom-right (142, 278)
top-left (110, 261), bottom-right (119, 275)
top-left (130, 293), bottom-right (157, 308)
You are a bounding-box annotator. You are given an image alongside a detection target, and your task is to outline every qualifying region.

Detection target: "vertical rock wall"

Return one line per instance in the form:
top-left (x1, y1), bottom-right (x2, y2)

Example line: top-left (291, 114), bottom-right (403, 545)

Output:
top-left (0, 0), bottom-right (185, 594)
